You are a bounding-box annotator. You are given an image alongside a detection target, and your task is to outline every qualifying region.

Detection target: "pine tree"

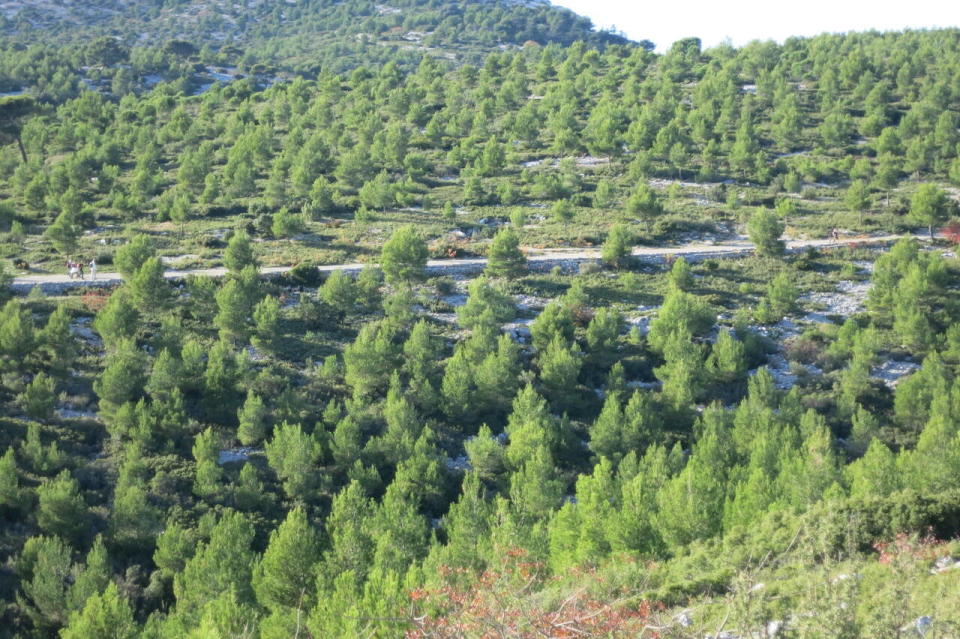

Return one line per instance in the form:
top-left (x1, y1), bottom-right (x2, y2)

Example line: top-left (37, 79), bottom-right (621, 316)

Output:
top-left (706, 328), bottom-right (747, 387)
top-left (374, 377), bottom-right (423, 466)
top-left (0, 299), bottom-right (35, 370)
top-left (539, 333), bottom-right (582, 402)
top-left (144, 348), bottom-right (183, 401)
top-left (252, 295), bottom-right (281, 351)
top-left (173, 510), bottom-right (256, 624)
top-left (585, 307), bottom-right (622, 357)
top-left (623, 390), bottom-right (662, 452)
top-left (214, 278), bottom-right (254, 343)
top-left (253, 506), bottom-right (322, 612)
top-left (322, 481), bottom-right (376, 581)
top-left (778, 410), bottom-right (842, 508)
top-left (464, 425), bottom-right (508, 483)
top-left (308, 177), bottom-right (336, 217)
top-left (509, 446), bottom-right (564, 525)
top-left (402, 320), bottom-right (441, 413)
top-left (626, 184), bottom-right (663, 228)
top-left (93, 290), bottom-right (138, 347)
top-left (237, 390), bottom-right (269, 445)
top-left (224, 230), bottom-right (258, 275)
top-left (893, 351), bottom-right (948, 432)
top-left (647, 288), bottom-right (714, 352)
top-left (265, 422), bottom-right (323, 500)
top-left (343, 321), bottom-right (398, 399)
top-left (37, 471), bottom-right (89, 543)
top-left (0, 447), bottom-right (21, 512)
top-left (441, 347), bottom-right (477, 426)
top-left (18, 535), bottom-right (74, 630)
top-left (668, 256), bottom-right (693, 290)
top-left (189, 586), bottom-right (260, 638)
top-left (747, 207), bottom-right (785, 257)
top-left (18, 372), bottom-right (56, 421)
top-left (192, 427), bottom-right (223, 498)
top-left (909, 183), bottom-right (954, 238)
top-left (530, 301), bottom-right (575, 352)
top-left (723, 464), bottom-right (777, 531)
top-left (654, 330), bottom-right (707, 410)
top-left (21, 422), bottom-right (66, 474)
top-left (202, 339), bottom-right (240, 425)
top-left (330, 416), bottom-right (363, 470)
top-left (38, 304), bottom-right (76, 377)
top-left (128, 257), bottom-right (170, 312)
top-left (93, 338), bottom-right (147, 419)
top-left (61, 583), bottom-right (136, 639)
top-left (900, 393), bottom-right (960, 493)
top-left (356, 266), bottom-right (383, 309)
top-left (66, 536), bottom-right (110, 613)
top-left (485, 227), bottom-right (526, 278)
top-left (600, 223), bottom-right (631, 268)
top-left (457, 277), bottom-right (516, 329)
top-left (846, 439), bottom-right (900, 499)
top-left (320, 270), bottom-right (358, 316)
top-left (153, 520), bottom-right (196, 580)
top-left (109, 455), bottom-right (160, 551)
top-left (589, 393), bottom-right (626, 461)
top-left (44, 210), bottom-right (80, 254)
top-left (473, 334), bottom-right (521, 423)
top-left (113, 234), bottom-right (155, 278)
top-left (505, 384), bottom-right (563, 469)
top-left (655, 412), bottom-right (731, 548)
top-left (380, 225), bottom-right (428, 285)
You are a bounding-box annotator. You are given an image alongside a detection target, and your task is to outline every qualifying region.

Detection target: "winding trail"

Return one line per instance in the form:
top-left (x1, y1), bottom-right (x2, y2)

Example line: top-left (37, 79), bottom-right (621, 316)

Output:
top-left (10, 234), bottom-right (912, 294)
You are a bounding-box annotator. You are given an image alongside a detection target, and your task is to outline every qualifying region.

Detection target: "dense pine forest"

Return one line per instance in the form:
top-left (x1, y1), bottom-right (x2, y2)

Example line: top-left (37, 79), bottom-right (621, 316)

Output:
top-left (1, 0), bottom-right (960, 636)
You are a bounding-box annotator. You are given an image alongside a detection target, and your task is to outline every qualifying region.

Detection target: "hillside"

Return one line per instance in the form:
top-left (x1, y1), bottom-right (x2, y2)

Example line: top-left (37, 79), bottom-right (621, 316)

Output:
top-left (0, 0), bottom-right (627, 77)
top-left (1, 4), bottom-right (960, 638)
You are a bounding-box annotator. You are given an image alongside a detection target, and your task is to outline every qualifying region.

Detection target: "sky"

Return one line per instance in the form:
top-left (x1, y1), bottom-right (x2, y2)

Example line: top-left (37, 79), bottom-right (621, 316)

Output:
top-left (551, 0), bottom-right (960, 52)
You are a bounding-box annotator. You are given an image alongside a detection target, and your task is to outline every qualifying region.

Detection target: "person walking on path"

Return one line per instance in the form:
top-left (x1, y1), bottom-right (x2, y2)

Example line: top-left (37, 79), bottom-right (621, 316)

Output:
top-left (89, 258), bottom-right (97, 280)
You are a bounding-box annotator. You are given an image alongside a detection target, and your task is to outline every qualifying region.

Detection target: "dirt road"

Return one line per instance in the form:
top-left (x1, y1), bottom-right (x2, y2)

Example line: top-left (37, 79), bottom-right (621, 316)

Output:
top-left (10, 234), bottom-right (912, 294)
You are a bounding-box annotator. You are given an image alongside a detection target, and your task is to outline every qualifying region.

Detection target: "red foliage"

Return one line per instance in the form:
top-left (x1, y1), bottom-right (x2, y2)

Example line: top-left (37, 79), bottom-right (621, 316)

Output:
top-left (873, 530), bottom-right (946, 566)
top-left (80, 289), bottom-right (111, 312)
top-left (406, 549), bottom-right (660, 638)
top-left (943, 219), bottom-right (960, 245)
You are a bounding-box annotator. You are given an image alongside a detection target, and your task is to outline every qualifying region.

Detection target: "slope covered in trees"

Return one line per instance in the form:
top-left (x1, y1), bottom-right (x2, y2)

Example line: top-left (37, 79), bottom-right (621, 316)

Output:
top-left (1, 6), bottom-right (960, 637)
top-left (0, 0), bottom-right (626, 86)
top-left (2, 28), bottom-right (960, 270)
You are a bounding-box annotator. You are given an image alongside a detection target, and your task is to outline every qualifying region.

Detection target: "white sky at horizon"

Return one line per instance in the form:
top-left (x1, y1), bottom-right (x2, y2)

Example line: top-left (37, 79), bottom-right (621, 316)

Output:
top-left (550, 0), bottom-right (960, 52)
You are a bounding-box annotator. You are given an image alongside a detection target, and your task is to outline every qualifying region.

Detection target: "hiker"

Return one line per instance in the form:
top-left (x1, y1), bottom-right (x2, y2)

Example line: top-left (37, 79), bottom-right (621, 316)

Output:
top-left (89, 258), bottom-right (97, 280)
top-left (831, 228), bottom-right (839, 240)
top-left (67, 260), bottom-right (79, 280)
top-left (78, 261), bottom-right (85, 279)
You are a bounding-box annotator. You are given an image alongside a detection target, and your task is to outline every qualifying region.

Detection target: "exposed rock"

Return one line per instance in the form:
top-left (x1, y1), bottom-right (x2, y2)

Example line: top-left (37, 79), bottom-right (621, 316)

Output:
top-left (752, 354), bottom-right (796, 390)
top-left (502, 320), bottom-right (533, 342)
top-left (70, 318), bottom-right (103, 348)
top-left (871, 360), bottom-right (921, 388)
top-left (805, 280), bottom-right (871, 321)
top-left (56, 407), bottom-right (98, 420)
top-left (445, 456), bottom-right (471, 472)
top-left (217, 447), bottom-right (260, 465)
top-left (514, 294), bottom-right (549, 311)
top-left (441, 293), bottom-right (467, 307)
top-left (930, 556), bottom-right (960, 574)
top-left (426, 312), bottom-right (458, 324)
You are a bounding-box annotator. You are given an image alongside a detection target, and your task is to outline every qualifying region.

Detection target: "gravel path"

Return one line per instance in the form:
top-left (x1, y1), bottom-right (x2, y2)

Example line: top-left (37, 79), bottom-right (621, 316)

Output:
top-left (10, 235), bottom-right (912, 293)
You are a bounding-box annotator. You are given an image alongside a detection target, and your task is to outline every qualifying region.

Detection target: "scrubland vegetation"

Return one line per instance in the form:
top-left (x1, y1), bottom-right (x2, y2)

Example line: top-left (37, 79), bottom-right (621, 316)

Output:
top-left (1, 1), bottom-right (960, 637)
